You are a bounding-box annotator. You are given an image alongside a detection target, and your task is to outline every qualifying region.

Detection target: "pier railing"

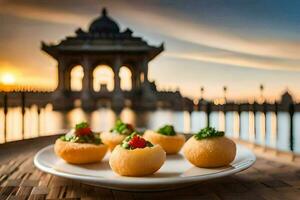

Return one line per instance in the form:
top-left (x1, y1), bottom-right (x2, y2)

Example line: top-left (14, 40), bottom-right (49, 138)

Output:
top-left (194, 94), bottom-right (298, 152)
top-left (0, 91), bottom-right (298, 154)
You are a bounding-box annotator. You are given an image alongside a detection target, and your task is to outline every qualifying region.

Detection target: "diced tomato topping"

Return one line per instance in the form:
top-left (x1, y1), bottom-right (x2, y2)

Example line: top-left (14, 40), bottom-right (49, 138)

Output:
top-left (128, 135), bottom-right (147, 149)
top-left (75, 127), bottom-right (92, 136)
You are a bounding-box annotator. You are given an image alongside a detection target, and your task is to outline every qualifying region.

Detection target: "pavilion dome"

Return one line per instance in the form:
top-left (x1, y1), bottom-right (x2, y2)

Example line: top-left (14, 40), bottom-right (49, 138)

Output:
top-left (89, 8), bottom-right (120, 34)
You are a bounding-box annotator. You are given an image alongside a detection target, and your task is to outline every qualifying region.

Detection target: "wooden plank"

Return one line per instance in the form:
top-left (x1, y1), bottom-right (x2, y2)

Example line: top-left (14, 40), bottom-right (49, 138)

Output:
top-left (0, 186), bottom-right (19, 199)
top-left (0, 139), bottom-right (300, 199)
top-left (64, 184), bottom-right (81, 199)
top-left (28, 194), bottom-right (47, 200)
top-left (45, 186), bottom-right (61, 199)
top-left (15, 186), bottom-right (34, 199)
top-left (112, 190), bottom-right (134, 200)
top-left (30, 186), bottom-right (49, 195)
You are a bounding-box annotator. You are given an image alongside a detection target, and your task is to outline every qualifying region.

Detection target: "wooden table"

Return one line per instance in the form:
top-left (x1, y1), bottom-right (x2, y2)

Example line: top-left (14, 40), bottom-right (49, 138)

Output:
top-left (0, 136), bottom-right (300, 200)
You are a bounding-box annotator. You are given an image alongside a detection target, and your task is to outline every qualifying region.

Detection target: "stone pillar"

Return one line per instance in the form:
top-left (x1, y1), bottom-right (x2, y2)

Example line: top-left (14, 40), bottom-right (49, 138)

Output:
top-left (52, 57), bottom-right (73, 110)
top-left (56, 58), bottom-right (67, 92)
top-left (133, 70), bottom-right (141, 89)
top-left (81, 58), bottom-right (94, 111)
top-left (141, 56), bottom-right (151, 88)
top-left (131, 71), bottom-right (137, 90)
top-left (82, 62), bottom-right (93, 94)
top-left (113, 57), bottom-right (121, 92)
top-left (136, 70), bottom-right (142, 88)
top-left (112, 56), bottom-right (124, 111)
top-left (142, 57), bottom-right (149, 84)
top-left (140, 56), bottom-right (157, 109)
top-left (132, 61), bottom-right (142, 89)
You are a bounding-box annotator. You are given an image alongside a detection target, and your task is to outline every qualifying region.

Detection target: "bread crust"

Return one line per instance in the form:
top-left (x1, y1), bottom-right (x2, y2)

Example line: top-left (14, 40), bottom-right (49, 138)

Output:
top-left (100, 131), bottom-right (127, 151)
top-left (143, 130), bottom-right (185, 154)
top-left (54, 139), bottom-right (107, 164)
top-left (183, 136), bottom-right (236, 168)
top-left (109, 145), bottom-right (166, 176)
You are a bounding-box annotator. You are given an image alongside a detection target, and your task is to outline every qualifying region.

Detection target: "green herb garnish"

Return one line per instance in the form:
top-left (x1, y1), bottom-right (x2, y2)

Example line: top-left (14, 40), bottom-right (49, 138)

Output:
top-left (194, 127), bottom-right (224, 140)
top-left (157, 125), bottom-right (176, 136)
top-left (75, 122), bottom-right (89, 130)
top-left (60, 122), bottom-right (102, 145)
top-left (60, 134), bottom-right (102, 145)
top-left (110, 120), bottom-right (135, 135)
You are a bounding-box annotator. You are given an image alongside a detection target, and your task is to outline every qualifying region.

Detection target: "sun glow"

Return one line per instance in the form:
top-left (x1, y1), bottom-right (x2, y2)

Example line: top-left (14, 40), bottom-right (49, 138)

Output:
top-left (1, 73), bottom-right (16, 85)
top-left (119, 66), bottom-right (132, 91)
top-left (70, 65), bottom-right (84, 91)
top-left (93, 65), bottom-right (114, 92)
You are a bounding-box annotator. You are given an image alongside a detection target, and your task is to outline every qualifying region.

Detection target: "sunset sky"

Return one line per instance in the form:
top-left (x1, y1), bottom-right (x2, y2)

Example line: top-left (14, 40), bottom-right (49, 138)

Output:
top-left (0, 0), bottom-right (300, 101)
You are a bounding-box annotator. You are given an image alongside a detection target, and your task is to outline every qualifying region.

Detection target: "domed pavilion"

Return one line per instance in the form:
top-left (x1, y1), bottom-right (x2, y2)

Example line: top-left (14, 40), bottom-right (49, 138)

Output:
top-left (42, 8), bottom-right (191, 111)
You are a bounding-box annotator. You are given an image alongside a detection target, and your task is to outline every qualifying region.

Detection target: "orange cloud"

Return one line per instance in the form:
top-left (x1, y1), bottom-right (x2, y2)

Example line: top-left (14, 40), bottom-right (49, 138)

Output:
top-left (0, 2), bottom-right (90, 25)
top-left (165, 52), bottom-right (300, 71)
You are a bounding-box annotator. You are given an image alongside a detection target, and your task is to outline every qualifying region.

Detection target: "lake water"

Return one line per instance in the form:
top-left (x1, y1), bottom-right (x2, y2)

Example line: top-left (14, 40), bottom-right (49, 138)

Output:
top-left (0, 104), bottom-right (299, 153)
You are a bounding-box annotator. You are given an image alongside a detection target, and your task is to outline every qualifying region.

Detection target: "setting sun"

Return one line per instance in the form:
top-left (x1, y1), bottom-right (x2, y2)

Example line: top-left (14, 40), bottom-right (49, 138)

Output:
top-left (1, 73), bottom-right (16, 85)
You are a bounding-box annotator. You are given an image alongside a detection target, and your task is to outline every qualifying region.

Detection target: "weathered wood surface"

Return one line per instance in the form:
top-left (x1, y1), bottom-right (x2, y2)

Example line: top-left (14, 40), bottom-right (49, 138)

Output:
top-left (0, 136), bottom-right (300, 200)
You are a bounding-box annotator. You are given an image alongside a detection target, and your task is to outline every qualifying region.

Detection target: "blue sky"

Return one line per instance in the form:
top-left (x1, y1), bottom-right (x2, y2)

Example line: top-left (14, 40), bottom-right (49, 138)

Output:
top-left (0, 0), bottom-right (300, 101)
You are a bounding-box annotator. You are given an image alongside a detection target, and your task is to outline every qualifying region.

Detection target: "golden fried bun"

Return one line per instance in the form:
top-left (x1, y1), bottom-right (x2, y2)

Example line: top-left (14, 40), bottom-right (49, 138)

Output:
top-left (183, 136), bottom-right (236, 168)
top-left (109, 145), bottom-right (166, 176)
top-left (54, 139), bottom-right (107, 164)
top-left (100, 132), bottom-right (127, 151)
top-left (143, 130), bottom-right (186, 154)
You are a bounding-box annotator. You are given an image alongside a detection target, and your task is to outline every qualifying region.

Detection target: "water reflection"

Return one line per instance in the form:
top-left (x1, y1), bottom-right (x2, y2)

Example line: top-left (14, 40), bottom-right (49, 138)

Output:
top-left (91, 108), bottom-right (116, 132)
top-left (0, 105), bottom-right (300, 153)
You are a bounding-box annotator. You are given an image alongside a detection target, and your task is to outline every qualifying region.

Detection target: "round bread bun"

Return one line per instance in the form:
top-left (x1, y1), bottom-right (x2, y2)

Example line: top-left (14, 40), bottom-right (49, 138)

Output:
top-left (183, 136), bottom-right (236, 168)
top-left (143, 130), bottom-right (186, 154)
top-left (100, 131), bottom-right (127, 151)
top-left (109, 145), bottom-right (166, 176)
top-left (54, 139), bottom-right (107, 164)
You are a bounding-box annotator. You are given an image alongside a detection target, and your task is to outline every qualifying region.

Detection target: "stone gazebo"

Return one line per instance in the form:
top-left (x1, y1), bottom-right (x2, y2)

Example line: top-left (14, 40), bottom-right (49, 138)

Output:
top-left (42, 8), bottom-right (165, 111)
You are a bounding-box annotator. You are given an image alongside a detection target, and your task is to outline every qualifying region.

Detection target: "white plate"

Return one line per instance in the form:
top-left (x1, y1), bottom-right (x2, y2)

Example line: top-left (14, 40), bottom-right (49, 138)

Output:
top-left (34, 144), bottom-right (255, 191)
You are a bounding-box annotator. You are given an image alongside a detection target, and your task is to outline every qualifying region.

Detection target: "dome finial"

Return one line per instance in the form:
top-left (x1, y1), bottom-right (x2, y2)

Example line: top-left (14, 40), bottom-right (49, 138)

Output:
top-left (102, 8), bottom-right (107, 16)
top-left (89, 7), bottom-right (120, 34)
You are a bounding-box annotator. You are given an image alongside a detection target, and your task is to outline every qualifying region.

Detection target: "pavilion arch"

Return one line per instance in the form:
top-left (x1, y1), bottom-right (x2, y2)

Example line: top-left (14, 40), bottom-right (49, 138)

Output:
top-left (93, 65), bottom-right (114, 92)
top-left (70, 65), bottom-right (84, 91)
top-left (119, 66), bottom-right (132, 91)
